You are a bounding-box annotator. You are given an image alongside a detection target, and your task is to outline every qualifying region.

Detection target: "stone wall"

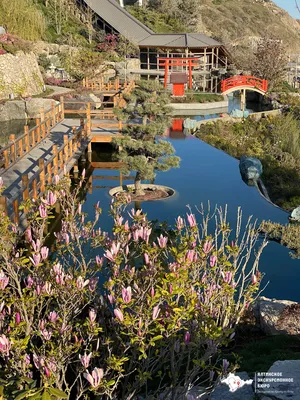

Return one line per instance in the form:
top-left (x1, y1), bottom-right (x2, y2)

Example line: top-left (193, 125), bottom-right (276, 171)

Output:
top-left (0, 51), bottom-right (44, 100)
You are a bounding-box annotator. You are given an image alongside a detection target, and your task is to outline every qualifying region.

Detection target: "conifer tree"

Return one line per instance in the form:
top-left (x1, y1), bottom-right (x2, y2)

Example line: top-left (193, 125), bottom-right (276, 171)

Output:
top-left (113, 80), bottom-right (180, 196)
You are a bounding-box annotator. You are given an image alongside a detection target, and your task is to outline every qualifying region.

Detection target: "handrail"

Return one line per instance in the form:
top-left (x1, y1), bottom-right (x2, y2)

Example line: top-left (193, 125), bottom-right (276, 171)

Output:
top-left (221, 75), bottom-right (268, 93)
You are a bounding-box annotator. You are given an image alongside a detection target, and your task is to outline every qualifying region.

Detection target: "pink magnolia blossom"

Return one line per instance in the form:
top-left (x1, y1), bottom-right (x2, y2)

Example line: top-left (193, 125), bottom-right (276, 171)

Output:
top-left (124, 220), bottom-right (129, 231)
top-left (79, 352), bottom-right (92, 369)
top-left (26, 275), bottom-right (34, 288)
top-left (222, 359), bottom-right (229, 373)
top-left (186, 250), bottom-right (195, 263)
top-left (46, 191), bottom-right (57, 206)
top-left (0, 270), bottom-right (9, 290)
top-left (152, 305), bottom-right (160, 320)
top-left (40, 246), bottom-right (49, 260)
top-left (0, 177), bottom-right (3, 188)
top-left (54, 175), bottom-right (60, 185)
top-left (44, 366), bottom-right (51, 378)
top-left (39, 204), bottom-right (47, 218)
top-left (203, 241), bottom-right (212, 254)
top-left (25, 227), bottom-right (32, 242)
top-left (52, 263), bottom-right (63, 276)
top-left (157, 234), bottom-right (168, 249)
top-left (48, 358), bottom-right (57, 373)
top-left (144, 253), bottom-right (149, 264)
top-left (82, 168), bottom-right (86, 179)
top-left (224, 271), bottom-right (232, 284)
top-left (122, 286), bottom-right (132, 303)
top-left (150, 287), bottom-right (155, 297)
top-left (115, 216), bottom-right (124, 226)
top-left (33, 354), bottom-right (45, 369)
top-left (114, 308), bottom-right (124, 322)
top-left (169, 284), bottom-right (173, 294)
top-left (89, 309), bottom-right (97, 323)
top-left (108, 294), bottom-right (115, 304)
top-left (25, 354), bottom-right (31, 365)
top-left (104, 242), bottom-right (121, 262)
top-left (76, 276), bottom-right (89, 290)
top-left (89, 277), bottom-right (99, 292)
top-left (184, 331), bottom-right (191, 345)
top-left (31, 239), bottom-right (41, 252)
top-left (186, 213), bottom-right (197, 228)
top-left (29, 254), bottom-right (41, 267)
top-left (176, 216), bottom-right (184, 230)
top-left (78, 203), bottom-right (82, 214)
top-left (0, 335), bottom-right (10, 355)
top-left (15, 312), bottom-right (21, 325)
top-left (210, 255), bottom-right (217, 267)
top-left (48, 311), bottom-right (59, 323)
top-left (84, 367), bottom-right (104, 388)
top-left (95, 256), bottom-right (104, 267)
top-left (42, 281), bottom-right (52, 295)
top-left (41, 329), bottom-right (52, 340)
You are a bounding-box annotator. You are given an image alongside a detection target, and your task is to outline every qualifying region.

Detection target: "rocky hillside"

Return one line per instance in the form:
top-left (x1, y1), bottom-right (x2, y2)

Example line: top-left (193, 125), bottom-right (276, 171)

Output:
top-left (130, 0), bottom-right (300, 53)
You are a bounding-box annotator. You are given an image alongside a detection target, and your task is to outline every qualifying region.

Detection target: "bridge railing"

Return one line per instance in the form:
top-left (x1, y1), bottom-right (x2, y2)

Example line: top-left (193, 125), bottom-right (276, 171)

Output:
top-left (82, 77), bottom-right (135, 92)
top-left (221, 76), bottom-right (268, 93)
top-left (0, 124), bottom-right (87, 225)
top-left (0, 102), bottom-right (64, 173)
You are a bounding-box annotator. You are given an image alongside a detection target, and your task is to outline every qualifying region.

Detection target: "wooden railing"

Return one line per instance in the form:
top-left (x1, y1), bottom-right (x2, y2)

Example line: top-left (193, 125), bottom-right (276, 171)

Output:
top-left (221, 76), bottom-right (268, 94)
top-left (0, 125), bottom-right (87, 225)
top-left (0, 102), bottom-right (64, 173)
top-left (82, 77), bottom-right (135, 92)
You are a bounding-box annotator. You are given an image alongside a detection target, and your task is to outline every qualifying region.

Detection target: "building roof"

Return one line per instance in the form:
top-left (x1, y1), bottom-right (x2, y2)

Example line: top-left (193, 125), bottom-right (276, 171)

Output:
top-left (85, 0), bottom-right (153, 43)
top-left (138, 33), bottom-right (222, 48)
top-left (85, 0), bottom-right (223, 48)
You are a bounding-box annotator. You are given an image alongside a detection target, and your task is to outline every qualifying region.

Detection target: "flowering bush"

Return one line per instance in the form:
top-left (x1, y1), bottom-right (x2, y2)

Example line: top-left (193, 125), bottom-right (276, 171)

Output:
top-left (0, 173), bottom-right (267, 399)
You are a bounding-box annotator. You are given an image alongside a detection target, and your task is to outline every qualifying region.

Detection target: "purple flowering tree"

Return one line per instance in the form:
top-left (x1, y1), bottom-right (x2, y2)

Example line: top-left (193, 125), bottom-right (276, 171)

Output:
top-left (0, 174), bottom-right (267, 399)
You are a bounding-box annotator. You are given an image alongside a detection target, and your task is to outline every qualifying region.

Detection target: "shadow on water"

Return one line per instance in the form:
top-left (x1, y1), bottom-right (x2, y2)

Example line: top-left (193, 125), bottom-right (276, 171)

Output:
top-left (80, 133), bottom-right (300, 302)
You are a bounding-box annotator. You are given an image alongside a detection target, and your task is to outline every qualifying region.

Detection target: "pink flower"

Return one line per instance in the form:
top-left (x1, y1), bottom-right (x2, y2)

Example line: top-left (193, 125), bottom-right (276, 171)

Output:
top-left (169, 284), bottom-right (173, 294)
top-left (29, 254), bottom-right (41, 267)
top-left (122, 286), bottom-right (132, 303)
top-left (79, 352), bottom-right (92, 369)
top-left (252, 274), bottom-right (257, 284)
top-left (41, 329), bottom-right (52, 340)
top-left (104, 242), bottom-right (121, 262)
top-left (96, 256), bottom-right (104, 266)
top-left (33, 353), bottom-right (45, 369)
top-left (186, 250), bottom-right (195, 263)
top-left (39, 204), bottom-right (47, 218)
top-left (54, 175), bottom-right (60, 185)
top-left (108, 294), bottom-right (115, 304)
top-left (115, 216), bottom-right (124, 226)
top-left (0, 335), bottom-right (10, 355)
top-left (186, 213), bottom-right (197, 228)
top-left (89, 309), bottom-right (97, 323)
top-left (144, 253), bottom-right (149, 265)
top-left (222, 359), bottom-right (229, 373)
top-left (44, 366), bottom-right (50, 378)
top-left (184, 331), bottom-right (191, 345)
top-left (48, 358), bottom-right (57, 373)
top-left (84, 367), bottom-right (104, 388)
top-left (46, 191), bottom-right (57, 206)
top-left (26, 275), bottom-right (34, 288)
top-left (157, 234), bottom-right (168, 249)
top-left (152, 305), bottom-right (160, 320)
top-left (78, 203), bottom-right (82, 214)
top-left (210, 255), bottom-right (217, 267)
top-left (150, 287), bottom-right (155, 297)
top-left (82, 168), bottom-right (86, 179)
top-left (40, 246), bottom-right (49, 260)
top-left (25, 354), bottom-right (31, 365)
top-left (76, 276), bottom-right (89, 290)
top-left (64, 233), bottom-right (70, 245)
top-left (0, 177), bottom-right (3, 188)
top-left (15, 312), bottom-right (21, 325)
top-left (25, 227), bottom-right (32, 242)
top-left (0, 270), bottom-right (9, 290)
top-left (48, 311), bottom-right (59, 323)
top-left (31, 239), bottom-right (41, 252)
top-left (176, 216), bottom-right (184, 230)
top-left (203, 241), bottom-right (212, 254)
top-left (114, 308), bottom-right (124, 322)
top-left (89, 277), bottom-right (98, 291)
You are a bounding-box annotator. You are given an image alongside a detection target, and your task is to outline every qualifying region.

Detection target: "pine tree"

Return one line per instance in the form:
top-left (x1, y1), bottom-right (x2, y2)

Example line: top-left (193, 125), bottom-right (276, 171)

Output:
top-left (113, 80), bottom-right (180, 196)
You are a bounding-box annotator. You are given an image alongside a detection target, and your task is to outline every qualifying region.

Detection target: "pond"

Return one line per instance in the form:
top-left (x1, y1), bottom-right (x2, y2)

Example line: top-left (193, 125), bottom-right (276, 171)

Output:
top-left (81, 132), bottom-right (300, 302)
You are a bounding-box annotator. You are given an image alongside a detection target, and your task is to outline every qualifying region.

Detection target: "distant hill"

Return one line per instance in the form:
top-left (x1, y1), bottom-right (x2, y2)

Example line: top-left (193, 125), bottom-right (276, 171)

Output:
top-left (128, 0), bottom-right (300, 54)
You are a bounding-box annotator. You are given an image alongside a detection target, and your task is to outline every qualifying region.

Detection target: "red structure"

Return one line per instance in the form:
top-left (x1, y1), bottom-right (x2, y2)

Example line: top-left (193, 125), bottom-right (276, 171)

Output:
top-left (158, 57), bottom-right (200, 89)
top-left (221, 76), bottom-right (268, 94)
top-left (170, 73), bottom-right (188, 96)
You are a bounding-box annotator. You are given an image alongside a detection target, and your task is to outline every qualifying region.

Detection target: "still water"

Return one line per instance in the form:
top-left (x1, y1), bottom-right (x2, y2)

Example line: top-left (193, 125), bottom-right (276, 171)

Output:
top-left (82, 133), bottom-right (300, 302)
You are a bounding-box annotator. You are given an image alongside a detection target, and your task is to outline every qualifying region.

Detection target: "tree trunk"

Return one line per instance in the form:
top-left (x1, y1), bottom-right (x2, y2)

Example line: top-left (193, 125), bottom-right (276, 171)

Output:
top-left (135, 172), bottom-right (145, 196)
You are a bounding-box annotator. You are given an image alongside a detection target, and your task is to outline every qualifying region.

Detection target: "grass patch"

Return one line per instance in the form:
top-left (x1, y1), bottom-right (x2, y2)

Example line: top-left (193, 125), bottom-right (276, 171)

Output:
top-left (171, 92), bottom-right (224, 103)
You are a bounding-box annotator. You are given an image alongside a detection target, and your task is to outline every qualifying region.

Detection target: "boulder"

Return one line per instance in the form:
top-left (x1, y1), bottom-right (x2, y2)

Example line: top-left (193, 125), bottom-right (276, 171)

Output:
top-left (0, 101), bottom-right (26, 121)
top-left (239, 155), bottom-right (263, 182)
top-left (25, 98), bottom-right (56, 118)
top-left (252, 296), bottom-right (300, 335)
top-left (210, 372), bottom-right (254, 400)
top-left (257, 360), bottom-right (300, 400)
top-left (88, 93), bottom-right (102, 109)
top-left (290, 206), bottom-right (300, 222)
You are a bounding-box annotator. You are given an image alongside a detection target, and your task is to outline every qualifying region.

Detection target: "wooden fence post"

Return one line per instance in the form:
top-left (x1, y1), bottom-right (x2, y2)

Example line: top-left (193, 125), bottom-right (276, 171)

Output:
top-left (51, 101), bottom-right (56, 126)
top-left (40, 108), bottom-right (46, 138)
top-left (60, 96), bottom-right (65, 119)
top-left (39, 158), bottom-right (46, 193)
top-left (3, 149), bottom-right (9, 168)
top-left (32, 178), bottom-right (38, 199)
top-left (87, 102), bottom-right (91, 136)
top-left (53, 145), bottom-right (58, 175)
top-left (13, 199), bottom-right (19, 225)
top-left (9, 134), bottom-right (16, 163)
top-left (64, 134), bottom-right (69, 162)
top-left (35, 119), bottom-right (41, 143)
top-left (22, 174), bottom-right (29, 201)
top-left (47, 163), bottom-right (52, 184)
top-left (24, 125), bottom-right (30, 153)
top-left (0, 196), bottom-right (7, 216)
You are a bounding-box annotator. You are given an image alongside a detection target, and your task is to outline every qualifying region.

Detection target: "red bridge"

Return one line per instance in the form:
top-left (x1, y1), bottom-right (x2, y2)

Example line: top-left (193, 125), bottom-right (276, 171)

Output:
top-left (221, 76), bottom-right (268, 95)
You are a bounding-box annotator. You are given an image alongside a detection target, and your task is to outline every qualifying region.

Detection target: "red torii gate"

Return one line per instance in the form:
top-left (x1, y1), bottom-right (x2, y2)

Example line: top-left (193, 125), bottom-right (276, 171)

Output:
top-left (158, 57), bottom-right (200, 89)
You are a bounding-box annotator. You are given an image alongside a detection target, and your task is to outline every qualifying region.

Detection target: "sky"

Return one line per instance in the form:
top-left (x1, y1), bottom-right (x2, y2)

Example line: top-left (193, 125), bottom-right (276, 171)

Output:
top-left (274, 0), bottom-right (299, 18)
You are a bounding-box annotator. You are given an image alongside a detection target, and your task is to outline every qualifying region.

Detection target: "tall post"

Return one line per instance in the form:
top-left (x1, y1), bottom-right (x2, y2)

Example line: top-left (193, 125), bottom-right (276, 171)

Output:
top-left (241, 89), bottom-right (246, 114)
top-left (51, 101), bottom-right (56, 126)
top-left (60, 96), bottom-right (65, 119)
top-left (9, 134), bottom-right (16, 163)
top-left (0, 196), bottom-right (7, 216)
top-left (22, 174), bottom-right (29, 201)
top-left (40, 108), bottom-right (45, 138)
top-left (24, 125), bottom-right (30, 153)
top-left (64, 134), bottom-right (69, 162)
top-left (87, 102), bottom-right (91, 136)
top-left (188, 60), bottom-right (192, 89)
top-left (53, 145), bottom-right (58, 175)
top-left (39, 158), bottom-right (46, 193)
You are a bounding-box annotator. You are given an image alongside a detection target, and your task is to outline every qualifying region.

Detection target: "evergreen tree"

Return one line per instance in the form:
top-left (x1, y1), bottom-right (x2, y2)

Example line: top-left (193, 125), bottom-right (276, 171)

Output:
top-left (113, 80), bottom-right (180, 196)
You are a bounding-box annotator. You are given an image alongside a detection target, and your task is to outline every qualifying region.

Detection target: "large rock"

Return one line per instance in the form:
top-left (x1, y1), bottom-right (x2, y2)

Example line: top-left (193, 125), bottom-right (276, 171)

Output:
top-left (239, 155), bottom-right (263, 182)
top-left (210, 372), bottom-right (254, 400)
top-left (257, 360), bottom-right (300, 400)
top-left (0, 101), bottom-right (26, 121)
top-left (25, 98), bottom-right (56, 118)
top-left (253, 296), bottom-right (300, 335)
top-left (290, 206), bottom-right (300, 222)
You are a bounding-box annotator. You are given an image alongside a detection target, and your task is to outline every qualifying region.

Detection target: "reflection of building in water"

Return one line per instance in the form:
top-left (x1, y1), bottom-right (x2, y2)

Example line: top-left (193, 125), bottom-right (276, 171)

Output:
top-left (165, 119), bottom-right (186, 139)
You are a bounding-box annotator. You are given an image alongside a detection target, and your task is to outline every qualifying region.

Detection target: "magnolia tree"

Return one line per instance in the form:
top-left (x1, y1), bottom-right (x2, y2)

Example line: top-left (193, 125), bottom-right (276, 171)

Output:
top-left (114, 80), bottom-right (180, 196)
top-left (0, 174), bottom-right (267, 399)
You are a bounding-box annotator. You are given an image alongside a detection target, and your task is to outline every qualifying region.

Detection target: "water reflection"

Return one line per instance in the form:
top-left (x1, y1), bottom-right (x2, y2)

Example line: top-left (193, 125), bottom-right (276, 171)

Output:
top-left (82, 136), bottom-right (300, 302)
